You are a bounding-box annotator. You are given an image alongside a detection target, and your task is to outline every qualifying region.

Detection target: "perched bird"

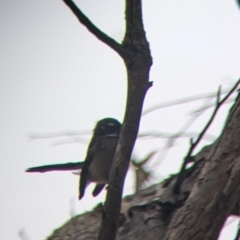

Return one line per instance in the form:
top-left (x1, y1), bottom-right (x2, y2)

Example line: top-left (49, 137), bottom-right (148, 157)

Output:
top-left (26, 118), bottom-right (121, 200)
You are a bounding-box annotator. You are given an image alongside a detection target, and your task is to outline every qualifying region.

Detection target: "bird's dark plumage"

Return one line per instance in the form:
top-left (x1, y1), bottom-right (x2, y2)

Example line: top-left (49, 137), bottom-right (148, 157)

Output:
top-left (26, 117), bottom-right (121, 200)
top-left (79, 118), bottom-right (121, 199)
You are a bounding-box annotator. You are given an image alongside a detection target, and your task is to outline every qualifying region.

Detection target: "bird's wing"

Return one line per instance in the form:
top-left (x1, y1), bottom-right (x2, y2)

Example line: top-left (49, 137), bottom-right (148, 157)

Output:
top-left (92, 184), bottom-right (106, 197)
top-left (79, 135), bottom-right (119, 199)
top-left (26, 162), bottom-right (84, 173)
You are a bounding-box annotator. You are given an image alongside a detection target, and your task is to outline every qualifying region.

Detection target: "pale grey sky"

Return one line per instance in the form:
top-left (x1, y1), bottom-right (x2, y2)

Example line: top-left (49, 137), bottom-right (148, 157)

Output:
top-left (1, 1), bottom-right (240, 239)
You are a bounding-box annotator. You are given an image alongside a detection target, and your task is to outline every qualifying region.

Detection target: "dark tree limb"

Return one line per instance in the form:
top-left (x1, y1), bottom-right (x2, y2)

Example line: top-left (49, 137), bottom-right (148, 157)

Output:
top-left (164, 89), bottom-right (240, 240)
top-left (97, 0), bottom-right (152, 239)
top-left (62, 0), bottom-right (125, 57)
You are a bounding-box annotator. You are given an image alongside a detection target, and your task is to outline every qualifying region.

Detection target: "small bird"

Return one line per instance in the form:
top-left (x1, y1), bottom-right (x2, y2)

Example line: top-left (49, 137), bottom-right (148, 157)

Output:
top-left (26, 118), bottom-right (121, 200)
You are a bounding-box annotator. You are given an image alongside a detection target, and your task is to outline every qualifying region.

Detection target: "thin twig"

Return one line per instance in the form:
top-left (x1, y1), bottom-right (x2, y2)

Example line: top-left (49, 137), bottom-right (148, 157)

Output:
top-left (149, 98), bottom-right (214, 169)
top-left (28, 130), bottom-right (91, 140)
top-left (189, 97), bottom-right (234, 116)
top-left (50, 137), bottom-right (89, 146)
top-left (138, 131), bottom-right (215, 141)
top-left (142, 88), bottom-right (230, 116)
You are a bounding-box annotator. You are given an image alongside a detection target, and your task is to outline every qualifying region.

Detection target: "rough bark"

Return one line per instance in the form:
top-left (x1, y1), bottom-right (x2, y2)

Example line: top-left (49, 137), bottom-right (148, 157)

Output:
top-left (46, 91), bottom-right (240, 240)
top-left (164, 91), bottom-right (240, 240)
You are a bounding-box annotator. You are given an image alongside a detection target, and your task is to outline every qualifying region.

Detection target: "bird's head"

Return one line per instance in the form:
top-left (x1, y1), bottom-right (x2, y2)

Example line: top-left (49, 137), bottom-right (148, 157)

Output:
top-left (94, 118), bottom-right (121, 137)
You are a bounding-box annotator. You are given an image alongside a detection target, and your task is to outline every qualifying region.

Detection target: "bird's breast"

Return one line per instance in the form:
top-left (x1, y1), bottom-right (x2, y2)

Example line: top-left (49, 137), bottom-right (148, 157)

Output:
top-left (87, 136), bottom-right (119, 183)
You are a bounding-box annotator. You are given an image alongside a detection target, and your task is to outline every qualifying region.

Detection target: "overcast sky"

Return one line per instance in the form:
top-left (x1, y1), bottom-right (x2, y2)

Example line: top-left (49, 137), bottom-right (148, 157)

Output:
top-left (1, 0), bottom-right (240, 239)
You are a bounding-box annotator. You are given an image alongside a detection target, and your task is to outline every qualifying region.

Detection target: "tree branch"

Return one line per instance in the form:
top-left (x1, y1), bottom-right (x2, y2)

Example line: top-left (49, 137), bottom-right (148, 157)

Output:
top-left (97, 0), bottom-right (152, 239)
top-left (62, 0), bottom-right (125, 57)
top-left (28, 130), bottom-right (90, 139)
top-left (142, 88), bottom-right (231, 116)
top-left (61, 1), bottom-right (152, 239)
top-left (174, 79), bottom-right (240, 194)
top-left (164, 88), bottom-right (240, 239)
top-left (185, 80), bottom-right (239, 157)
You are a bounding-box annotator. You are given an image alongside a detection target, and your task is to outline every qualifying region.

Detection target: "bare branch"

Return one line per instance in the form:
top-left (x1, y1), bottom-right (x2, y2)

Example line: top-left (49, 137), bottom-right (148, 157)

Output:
top-left (187, 80), bottom-right (239, 158)
top-left (142, 88), bottom-right (230, 116)
top-left (50, 137), bottom-right (89, 146)
top-left (189, 97), bottom-right (234, 115)
top-left (28, 130), bottom-right (90, 140)
top-left (174, 79), bottom-right (240, 193)
top-left (97, 0), bottom-right (152, 239)
top-left (138, 131), bottom-right (215, 141)
top-left (62, 0), bottom-right (125, 56)
top-left (148, 106), bottom-right (214, 171)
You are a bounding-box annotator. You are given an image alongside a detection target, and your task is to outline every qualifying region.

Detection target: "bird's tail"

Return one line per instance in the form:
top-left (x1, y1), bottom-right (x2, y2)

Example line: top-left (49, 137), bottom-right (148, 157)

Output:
top-left (25, 162), bottom-right (84, 173)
